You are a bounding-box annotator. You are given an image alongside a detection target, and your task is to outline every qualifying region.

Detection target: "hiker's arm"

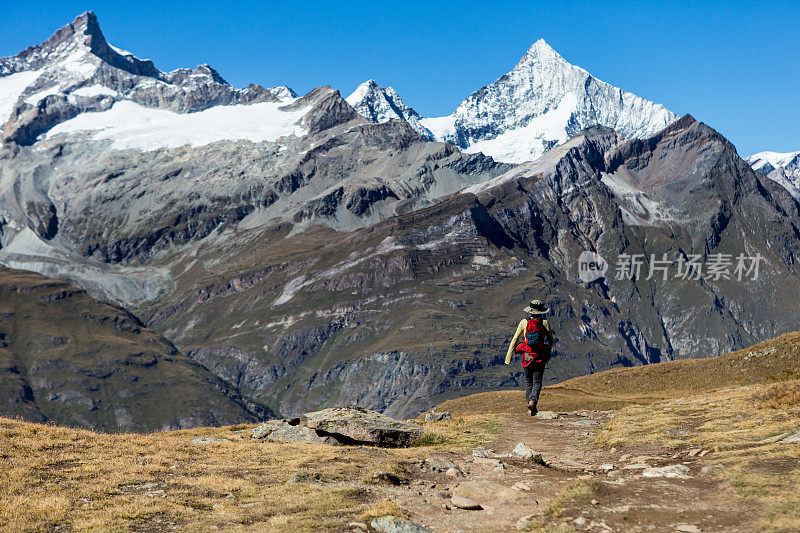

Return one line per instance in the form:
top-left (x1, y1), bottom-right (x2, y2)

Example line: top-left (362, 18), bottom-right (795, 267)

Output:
top-left (505, 319), bottom-right (526, 364)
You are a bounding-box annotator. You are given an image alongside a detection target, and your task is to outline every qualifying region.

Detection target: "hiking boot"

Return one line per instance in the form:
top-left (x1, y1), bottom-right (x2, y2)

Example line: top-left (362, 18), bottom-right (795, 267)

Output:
top-left (527, 401), bottom-right (538, 417)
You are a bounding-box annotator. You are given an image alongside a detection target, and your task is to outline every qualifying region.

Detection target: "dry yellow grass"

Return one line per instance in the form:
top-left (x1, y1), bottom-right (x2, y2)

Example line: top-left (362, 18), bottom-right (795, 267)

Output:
top-left (0, 414), bottom-right (500, 531)
top-left (598, 380), bottom-right (800, 532)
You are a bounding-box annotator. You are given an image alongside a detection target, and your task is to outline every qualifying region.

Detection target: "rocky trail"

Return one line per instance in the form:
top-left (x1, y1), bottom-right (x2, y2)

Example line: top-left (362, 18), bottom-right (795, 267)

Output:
top-left (360, 410), bottom-right (756, 532)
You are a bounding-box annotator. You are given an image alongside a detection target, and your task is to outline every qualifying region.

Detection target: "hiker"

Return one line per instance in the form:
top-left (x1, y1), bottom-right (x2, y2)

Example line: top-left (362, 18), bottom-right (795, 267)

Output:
top-left (505, 299), bottom-right (555, 416)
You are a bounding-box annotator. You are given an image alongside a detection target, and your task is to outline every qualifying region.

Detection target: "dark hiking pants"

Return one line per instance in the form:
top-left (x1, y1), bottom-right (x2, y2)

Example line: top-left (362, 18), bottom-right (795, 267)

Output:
top-left (524, 362), bottom-right (546, 405)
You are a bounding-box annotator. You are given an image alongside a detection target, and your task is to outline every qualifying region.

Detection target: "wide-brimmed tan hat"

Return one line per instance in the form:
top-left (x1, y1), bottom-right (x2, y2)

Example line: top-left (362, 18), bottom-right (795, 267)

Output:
top-left (523, 299), bottom-right (549, 315)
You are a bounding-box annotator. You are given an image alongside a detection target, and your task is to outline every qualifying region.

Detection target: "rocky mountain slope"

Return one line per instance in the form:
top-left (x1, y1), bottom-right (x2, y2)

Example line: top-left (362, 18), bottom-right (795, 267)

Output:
top-left (0, 265), bottom-right (269, 431)
top-left (137, 116), bottom-right (800, 419)
top-left (747, 149), bottom-right (800, 199)
top-left (348, 40), bottom-right (678, 163)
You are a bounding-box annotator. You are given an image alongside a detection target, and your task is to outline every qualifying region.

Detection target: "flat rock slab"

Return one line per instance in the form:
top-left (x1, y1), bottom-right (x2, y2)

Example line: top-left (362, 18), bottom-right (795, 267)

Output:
top-left (305, 407), bottom-right (422, 447)
top-left (252, 420), bottom-right (291, 439)
top-left (371, 515), bottom-right (432, 532)
top-left (535, 411), bottom-right (560, 420)
top-left (453, 480), bottom-right (523, 506)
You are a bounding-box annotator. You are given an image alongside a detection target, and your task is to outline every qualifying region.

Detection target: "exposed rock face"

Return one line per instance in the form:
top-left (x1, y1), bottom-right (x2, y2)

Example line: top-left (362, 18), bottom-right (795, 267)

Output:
top-left (141, 116), bottom-right (800, 419)
top-left (0, 266), bottom-right (270, 431)
top-left (0, 14), bottom-right (507, 309)
top-left (251, 407), bottom-right (421, 446)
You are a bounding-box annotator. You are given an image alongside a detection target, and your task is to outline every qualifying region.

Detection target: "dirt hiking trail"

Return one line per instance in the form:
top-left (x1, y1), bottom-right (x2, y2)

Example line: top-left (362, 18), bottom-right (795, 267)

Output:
top-left (364, 410), bottom-right (756, 532)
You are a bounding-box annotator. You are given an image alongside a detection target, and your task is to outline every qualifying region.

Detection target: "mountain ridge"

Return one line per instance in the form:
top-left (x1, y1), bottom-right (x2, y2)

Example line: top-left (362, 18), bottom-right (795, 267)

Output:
top-left (347, 38), bottom-right (679, 164)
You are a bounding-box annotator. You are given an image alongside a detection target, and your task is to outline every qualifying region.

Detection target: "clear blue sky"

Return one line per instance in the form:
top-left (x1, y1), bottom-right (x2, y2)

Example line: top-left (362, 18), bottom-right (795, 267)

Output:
top-left (2, 1), bottom-right (797, 156)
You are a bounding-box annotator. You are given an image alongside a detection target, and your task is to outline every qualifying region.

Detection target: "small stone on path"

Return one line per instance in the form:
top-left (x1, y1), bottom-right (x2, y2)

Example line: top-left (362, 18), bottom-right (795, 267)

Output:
top-left (371, 515), bottom-right (432, 533)
top-left (701, 464), bottom-right (725, 474)
top-left (472, 447), bottom-right (492, 458)
top-left (642, 464), bottom-right (691, 478)
top-left (675, 524), bottom-right (702, 533)
top-left (535, 411), bottom-right (559, 419)
top-left (779, 429), bottom-right (800, 444)
top-left (512, 442), bottom-right (545, 464)
top-left (450, 495), bottom-right (483, 510)
top-left (425, 456), bottom-right (457, 472)
top-left (445, 467), bottom-right (464, 478)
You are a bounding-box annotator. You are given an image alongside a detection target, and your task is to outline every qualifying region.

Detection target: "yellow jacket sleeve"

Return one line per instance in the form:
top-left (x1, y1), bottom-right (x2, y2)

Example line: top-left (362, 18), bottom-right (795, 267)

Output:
top-left (505, 319), bottom-right (527, 364)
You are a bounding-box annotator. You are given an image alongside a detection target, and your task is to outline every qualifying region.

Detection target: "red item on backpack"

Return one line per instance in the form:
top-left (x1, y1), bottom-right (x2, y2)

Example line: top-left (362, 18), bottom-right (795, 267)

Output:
top-left (515, 318), bottom-right (549, 367)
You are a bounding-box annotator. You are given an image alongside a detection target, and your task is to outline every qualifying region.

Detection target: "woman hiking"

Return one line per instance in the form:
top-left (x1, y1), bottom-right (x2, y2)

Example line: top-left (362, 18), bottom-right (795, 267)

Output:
top-left (505, 299), bottom-right (555, 416)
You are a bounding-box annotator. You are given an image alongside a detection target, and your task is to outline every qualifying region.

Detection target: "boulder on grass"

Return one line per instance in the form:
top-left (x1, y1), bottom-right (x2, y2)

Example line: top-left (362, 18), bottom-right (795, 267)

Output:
top-left (425, 411), bottom-right (452, 422)
top-left (305, 407), bottom-right (422, 447)
top-left (252, 420), bottom-right (289, 439)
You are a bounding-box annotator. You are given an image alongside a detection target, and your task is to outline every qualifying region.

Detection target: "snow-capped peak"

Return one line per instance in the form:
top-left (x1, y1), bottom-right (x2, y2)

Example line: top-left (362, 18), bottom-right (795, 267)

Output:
top-left (269, 85), bottom-right (299, 101)
top-left (524, 38), bottom-right (561, 60)
top-left (747, 150), bottom-right (800, 172)
top-left (0, 12), bottom-right (299, 145)
top-left (345, 80), bottom-right (432, 138)
top-left (746, 149), bottom-right (800, 199)
top-left (425, 39), bottom-right (679, 163)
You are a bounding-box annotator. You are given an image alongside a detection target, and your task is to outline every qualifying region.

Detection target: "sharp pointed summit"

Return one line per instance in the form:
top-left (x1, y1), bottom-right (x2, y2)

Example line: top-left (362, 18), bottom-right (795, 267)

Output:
top-left (345, 80), bottom-right (432, 138)
top-left (414, 39), bottom-right (680, 163)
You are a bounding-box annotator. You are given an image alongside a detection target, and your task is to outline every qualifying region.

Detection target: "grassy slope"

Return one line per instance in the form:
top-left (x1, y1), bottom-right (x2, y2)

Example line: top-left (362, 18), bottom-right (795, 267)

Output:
top-left (439, 331), bottom-right (800, 415)
top-left (0, 414), bottom-right (500, 531)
